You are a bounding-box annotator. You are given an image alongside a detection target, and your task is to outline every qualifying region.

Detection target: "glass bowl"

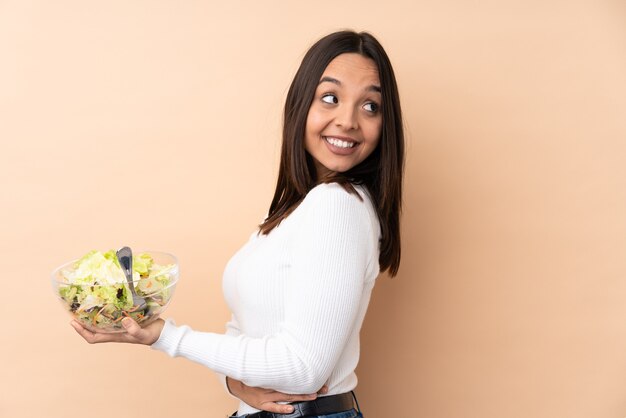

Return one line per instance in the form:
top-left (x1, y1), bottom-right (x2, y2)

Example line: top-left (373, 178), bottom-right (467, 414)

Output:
top-left (51, 250), bottom-right (179, 333)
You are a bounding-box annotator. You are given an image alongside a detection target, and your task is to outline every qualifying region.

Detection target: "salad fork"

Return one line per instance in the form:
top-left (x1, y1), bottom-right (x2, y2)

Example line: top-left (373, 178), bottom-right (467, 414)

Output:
top-left (116, 246), bottom-right (148, 313)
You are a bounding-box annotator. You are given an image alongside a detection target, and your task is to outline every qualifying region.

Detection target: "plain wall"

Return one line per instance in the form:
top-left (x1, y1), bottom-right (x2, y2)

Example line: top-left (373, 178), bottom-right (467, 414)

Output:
top-left (1, 1), bottom-right (625, 417)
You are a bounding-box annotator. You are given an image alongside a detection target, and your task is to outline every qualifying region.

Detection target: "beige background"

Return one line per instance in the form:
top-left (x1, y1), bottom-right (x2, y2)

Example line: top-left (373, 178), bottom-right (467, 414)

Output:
top-left (1, 1), bottom-right (625, 417)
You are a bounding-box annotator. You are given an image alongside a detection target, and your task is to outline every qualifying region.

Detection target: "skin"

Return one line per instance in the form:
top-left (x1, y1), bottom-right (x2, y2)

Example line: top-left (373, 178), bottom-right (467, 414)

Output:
top-left (71, 317), bottom-right (164, 345)
top-left (305, 53), bottom-right (382, 178)
top-left (70, 318), bottom-right (325, 413)
top-left (71, 52), bottom-right (383, 414)
top-left (225, 377), bottom-right (328, 414)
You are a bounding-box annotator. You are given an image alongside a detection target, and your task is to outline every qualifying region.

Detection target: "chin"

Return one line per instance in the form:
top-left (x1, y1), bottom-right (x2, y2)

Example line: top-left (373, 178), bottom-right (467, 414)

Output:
top-left (321, 165), bottom-right (350, 174)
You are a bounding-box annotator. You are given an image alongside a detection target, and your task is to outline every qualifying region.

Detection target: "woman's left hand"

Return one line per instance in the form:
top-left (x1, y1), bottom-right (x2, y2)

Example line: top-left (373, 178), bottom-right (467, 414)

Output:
top-left (70, 317), bottom-right (164, 345)
top-left (226, 376), bottom-right (328, 414)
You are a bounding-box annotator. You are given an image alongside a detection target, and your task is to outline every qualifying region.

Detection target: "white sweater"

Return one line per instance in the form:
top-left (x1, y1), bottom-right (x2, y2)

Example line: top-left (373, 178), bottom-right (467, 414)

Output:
top-left (151, 182), bottom-right (381, 415)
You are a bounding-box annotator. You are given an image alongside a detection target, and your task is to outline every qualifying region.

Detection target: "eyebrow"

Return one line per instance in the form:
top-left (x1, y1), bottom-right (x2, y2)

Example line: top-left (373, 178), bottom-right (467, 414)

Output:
top-left (319, 76), bottom-right (381, 93)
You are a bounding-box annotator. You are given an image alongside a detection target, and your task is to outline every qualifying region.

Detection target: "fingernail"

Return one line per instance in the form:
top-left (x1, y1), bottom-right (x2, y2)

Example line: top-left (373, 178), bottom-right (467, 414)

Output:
top-left (284, 406), bottom-right (294, 413)
top-left (122, 317), bottom-right (132, 328)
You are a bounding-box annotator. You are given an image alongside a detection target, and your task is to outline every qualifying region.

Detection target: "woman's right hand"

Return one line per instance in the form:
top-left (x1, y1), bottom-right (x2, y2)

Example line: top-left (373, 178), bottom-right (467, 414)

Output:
top-left (226, 377), bottom-right (328, 414)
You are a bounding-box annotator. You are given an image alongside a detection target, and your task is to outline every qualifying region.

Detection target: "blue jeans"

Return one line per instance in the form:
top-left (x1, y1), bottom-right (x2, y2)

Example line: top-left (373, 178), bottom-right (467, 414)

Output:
top-left (314, 409), bottom-right (363, 418)
top-left (232, 410), bottom-right (363, 418)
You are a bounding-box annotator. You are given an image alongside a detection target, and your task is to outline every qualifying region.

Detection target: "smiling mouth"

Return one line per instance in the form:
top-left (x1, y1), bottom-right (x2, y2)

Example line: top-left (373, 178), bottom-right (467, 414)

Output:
top-left (323, 136), bottom-right (358, 149)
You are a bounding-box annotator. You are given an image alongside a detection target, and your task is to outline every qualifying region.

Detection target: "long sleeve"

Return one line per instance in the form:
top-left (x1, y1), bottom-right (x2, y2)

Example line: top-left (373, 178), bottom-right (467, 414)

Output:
top-left (215, 315), bottom-right (242, 396)
top-left (151, 183), bottom-right (379, 394)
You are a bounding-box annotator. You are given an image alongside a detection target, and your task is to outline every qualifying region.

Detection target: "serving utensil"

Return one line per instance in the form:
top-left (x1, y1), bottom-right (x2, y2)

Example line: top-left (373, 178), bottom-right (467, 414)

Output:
top-left (116, 246), bottom-right (147, 313)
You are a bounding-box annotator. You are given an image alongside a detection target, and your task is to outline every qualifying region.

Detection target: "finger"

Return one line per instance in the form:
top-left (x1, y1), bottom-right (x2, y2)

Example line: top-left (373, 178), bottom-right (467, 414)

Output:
top-left (71, 320), bottom-right (103, 343)
top-left (70, 320), bottom-right (125, 344)
top-left (318, 385), bottom-right (329, 395)
top-left (259, 402), bottom-right (296, 415)
top-left (121, 317), bottom-right (148, 340)
top-left (71, 320), bottom-right (94, 342)
top-left (270, 392), bottom-right (318, 403)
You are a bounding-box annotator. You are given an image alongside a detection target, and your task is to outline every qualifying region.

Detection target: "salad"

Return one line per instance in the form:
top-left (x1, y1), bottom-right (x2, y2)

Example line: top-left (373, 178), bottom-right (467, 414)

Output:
top-left (56, 250), bottom-right (177, 331)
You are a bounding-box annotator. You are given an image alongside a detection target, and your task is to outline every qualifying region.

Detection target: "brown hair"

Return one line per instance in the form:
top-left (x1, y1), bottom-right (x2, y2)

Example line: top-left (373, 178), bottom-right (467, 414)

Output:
top-left (259, 30), bottom-right (405, 277)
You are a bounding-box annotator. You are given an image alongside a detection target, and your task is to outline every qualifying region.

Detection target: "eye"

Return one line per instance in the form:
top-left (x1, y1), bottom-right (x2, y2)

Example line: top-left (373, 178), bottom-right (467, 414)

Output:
top-left (321, 94), bottom-right (338, 104)
top-left (363, 102), bottom-right (379, 113)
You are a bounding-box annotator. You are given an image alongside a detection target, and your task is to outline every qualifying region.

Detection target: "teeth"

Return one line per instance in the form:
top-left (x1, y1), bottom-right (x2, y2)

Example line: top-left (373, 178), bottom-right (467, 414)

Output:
top-left (325, 137), bottom-right (356, 148)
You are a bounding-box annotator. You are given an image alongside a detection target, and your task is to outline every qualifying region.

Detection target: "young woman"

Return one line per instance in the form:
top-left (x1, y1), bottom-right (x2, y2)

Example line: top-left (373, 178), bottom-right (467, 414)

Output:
top-left (72, 30), bottom-right (404, 418)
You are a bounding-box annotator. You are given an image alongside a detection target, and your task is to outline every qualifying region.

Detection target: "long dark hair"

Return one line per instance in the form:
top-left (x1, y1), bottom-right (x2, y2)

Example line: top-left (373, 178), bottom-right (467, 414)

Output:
top-left (259, 30), bottom-right (404, 277)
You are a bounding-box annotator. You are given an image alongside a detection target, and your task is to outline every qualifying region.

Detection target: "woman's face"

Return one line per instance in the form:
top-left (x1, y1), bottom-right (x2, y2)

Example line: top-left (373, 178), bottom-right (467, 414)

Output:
top-left (305, 53), bottom-right (382, 179)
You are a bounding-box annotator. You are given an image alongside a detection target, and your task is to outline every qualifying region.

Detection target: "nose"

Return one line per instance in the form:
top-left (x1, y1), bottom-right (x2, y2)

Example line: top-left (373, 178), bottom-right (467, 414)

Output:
top-left (334, 104), bottom-right (358, 130)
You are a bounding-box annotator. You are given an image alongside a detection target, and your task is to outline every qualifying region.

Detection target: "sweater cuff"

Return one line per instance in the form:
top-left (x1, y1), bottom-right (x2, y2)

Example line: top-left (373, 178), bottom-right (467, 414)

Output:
top-left (150, 318), bottom-right (188, 357)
